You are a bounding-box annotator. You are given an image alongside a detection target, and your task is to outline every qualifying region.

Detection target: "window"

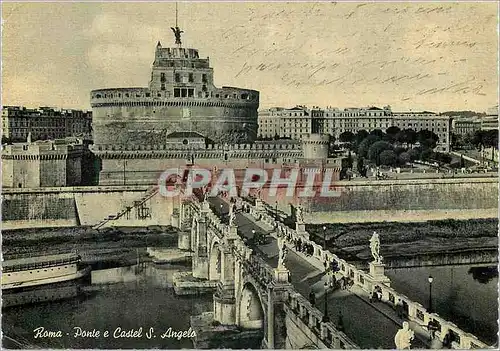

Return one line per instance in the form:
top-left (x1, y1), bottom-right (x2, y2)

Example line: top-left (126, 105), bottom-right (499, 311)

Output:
top-left (175, 73), bottom-right (180, 82)
top-left (189, 73), bottom-right (194, 82)
top-left (181, 88), bottom-right (187, 98)
top-left (161, 73), bottom-right (166, 82)
top-left (161, 84), bottom-right (165, 91)
top-left (174, 88), bottom-right (181, 97)
top-left (188, 89), bottom-right (194, 97)
top-left (145, 93), bottom-right (150, 97)
top-left (202, 74), bottom-right (207, 83)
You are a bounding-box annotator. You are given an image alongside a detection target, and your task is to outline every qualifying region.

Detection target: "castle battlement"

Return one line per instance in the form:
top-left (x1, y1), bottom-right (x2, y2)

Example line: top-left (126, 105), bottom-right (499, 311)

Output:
top-left (92, 141), bottom-right (302, 153)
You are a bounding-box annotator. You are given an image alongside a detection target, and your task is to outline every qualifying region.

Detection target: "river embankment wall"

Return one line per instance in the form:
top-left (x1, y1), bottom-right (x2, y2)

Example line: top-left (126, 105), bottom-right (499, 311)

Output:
top-left (301, 177), bottom-right (498, 223)
top-left (2, 186), bottom-right (176, 230)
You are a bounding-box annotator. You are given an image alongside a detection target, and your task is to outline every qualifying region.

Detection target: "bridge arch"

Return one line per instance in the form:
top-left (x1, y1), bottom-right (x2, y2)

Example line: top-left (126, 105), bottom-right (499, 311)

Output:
top-left (209, 238), bottom-right (222, 281)
top-left (238, 281), bottom-right (265, 330)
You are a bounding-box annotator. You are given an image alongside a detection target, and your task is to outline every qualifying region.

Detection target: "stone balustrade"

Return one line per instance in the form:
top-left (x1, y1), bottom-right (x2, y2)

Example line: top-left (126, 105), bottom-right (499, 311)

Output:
top-left (243, 197), bottom-right (491, 349)
top-left (284, 290), bottom-right (358, 349)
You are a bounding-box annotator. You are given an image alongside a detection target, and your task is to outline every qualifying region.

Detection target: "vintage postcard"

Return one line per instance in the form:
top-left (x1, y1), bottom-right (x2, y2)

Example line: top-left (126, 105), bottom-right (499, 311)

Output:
top-left (1, 1), bottom-right (498, 349)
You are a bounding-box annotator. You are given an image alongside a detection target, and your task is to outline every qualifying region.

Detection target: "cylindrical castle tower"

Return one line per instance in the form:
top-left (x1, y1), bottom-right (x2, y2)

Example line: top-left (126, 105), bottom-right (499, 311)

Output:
top-left (301, 133), bottom-right (330, 159)
top-left (91, 36), bottom-right (259, 147)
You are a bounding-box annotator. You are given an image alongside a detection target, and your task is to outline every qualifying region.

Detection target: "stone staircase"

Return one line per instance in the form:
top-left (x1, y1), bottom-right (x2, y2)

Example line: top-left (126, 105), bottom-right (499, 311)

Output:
top-left (92, 186), bottom-right (159, 230)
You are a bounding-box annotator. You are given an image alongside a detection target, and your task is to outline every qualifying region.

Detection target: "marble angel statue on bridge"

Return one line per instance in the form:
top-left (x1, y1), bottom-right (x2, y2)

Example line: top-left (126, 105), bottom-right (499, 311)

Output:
top-left (370, 231), bottom-right (383, 264)
top-left (228, 203), bottom-right (236, 226)
top-left (295, 204), bottom-right (304, 224)
top-left (277, 237), bottom-right (288, 269)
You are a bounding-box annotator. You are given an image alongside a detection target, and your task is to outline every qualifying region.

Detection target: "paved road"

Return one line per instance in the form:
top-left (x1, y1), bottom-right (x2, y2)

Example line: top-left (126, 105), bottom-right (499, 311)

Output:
top-left (207, 196), bottom-right (430, 348)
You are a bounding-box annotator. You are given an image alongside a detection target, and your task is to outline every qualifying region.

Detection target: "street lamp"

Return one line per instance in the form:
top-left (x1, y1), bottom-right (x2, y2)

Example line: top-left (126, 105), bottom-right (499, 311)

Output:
top-left (428, 275), bottom-right (434, 313)
top-left (322, 226), bottom-right (327, 249)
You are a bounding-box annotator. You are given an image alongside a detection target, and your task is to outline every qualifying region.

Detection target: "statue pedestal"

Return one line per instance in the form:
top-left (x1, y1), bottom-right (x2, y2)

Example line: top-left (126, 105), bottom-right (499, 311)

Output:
top-left (226, 225), bottom-right (239, 240)
top-left (295, 223), bottom-right (309, 240)
top-left (295, 223), bottom-right (305, 232)
top-left (274, 267), bottom-right (290, 283)
top-left (255, 198), bottom-right (265, 212)
top-left (369, 262), bottom-right (391, 286)
top-left (202, 201), bottom-right (210, 211)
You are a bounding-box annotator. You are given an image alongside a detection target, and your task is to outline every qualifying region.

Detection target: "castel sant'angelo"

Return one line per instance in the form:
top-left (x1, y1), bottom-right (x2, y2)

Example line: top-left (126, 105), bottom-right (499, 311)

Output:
top-left (90, 22), bottom-right (343, 186)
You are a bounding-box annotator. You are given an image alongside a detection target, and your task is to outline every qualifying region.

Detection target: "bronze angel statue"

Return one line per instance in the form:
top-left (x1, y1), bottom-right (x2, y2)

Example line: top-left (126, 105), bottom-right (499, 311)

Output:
top-left (171, 26), bottom-right (183, 45)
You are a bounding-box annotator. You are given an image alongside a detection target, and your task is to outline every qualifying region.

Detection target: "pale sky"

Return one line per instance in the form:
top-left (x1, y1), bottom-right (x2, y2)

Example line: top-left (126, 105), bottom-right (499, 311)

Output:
top-left (2, 2), bottom-right (498, 112)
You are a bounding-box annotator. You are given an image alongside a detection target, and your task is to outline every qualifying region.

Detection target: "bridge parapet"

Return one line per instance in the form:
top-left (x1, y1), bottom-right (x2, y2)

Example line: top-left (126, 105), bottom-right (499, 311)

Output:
top-left (242, 197), bottom-right (492, 349)
top-left (284, 290), bottom-right (359, 349)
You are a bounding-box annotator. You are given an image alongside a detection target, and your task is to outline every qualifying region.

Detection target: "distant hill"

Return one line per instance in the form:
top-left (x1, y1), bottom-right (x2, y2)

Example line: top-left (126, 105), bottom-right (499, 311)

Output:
top-left (440, 111), bottom-right (487, 117)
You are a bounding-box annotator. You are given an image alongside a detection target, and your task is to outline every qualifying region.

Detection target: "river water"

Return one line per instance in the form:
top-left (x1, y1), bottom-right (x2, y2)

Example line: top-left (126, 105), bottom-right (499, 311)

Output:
top-left (386, 263), bottom-right (498, 346)
top-left (2, 263), bottom-right (213, 349)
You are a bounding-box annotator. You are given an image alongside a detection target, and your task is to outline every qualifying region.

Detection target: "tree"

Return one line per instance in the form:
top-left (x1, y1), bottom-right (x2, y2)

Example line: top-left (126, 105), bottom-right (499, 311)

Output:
top-left (407, 148), bottom-right (420, 162)
top-left (379, 150), bottom-right (398, 166)
top-left (339, 131), bottom-right (356, 143)
top-left (394, 147), bottom-right (406, 155)
top-left (386, 126), bottom-right (401, 141)
top-left (451, 133), bottom-right (464, 150)
top-left (357, 157), bottom-right (367, 177)
top-left (420, 148), bottom-right (433, 161)
top-left (417, 129), bottom-right (439, 149)
top-left (399, 151), bottom-right (410, 165)
top-left (403, 129), bottom-right (418, 147)
top-left (357, 134), bottom-right (381, 158)
top-left (368, 141), bottom-right (393, 165)
top-left (346, 150), bottom-right (353, 169)
top-left (355, 130), bottom-right (369, 144)
top-left (482, 130), bottom-right (498, 149)
top-left (328, 134), bottom-right (336, 144)
top-left (370, 129), bottom-right (386, 139)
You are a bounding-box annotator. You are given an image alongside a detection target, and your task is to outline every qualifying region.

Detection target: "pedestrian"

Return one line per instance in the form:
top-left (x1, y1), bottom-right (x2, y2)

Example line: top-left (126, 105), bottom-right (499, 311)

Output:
top-left (395, 299), bottom-right (404, 319)
top-left (427, 319), bottom-right (438, 340)
top-left (309, 290), bottom-right (316, 306)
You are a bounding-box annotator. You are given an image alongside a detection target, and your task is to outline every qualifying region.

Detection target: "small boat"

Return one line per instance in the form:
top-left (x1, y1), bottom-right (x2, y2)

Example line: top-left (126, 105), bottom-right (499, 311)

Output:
top-left (2, 253), bottom-right (91, 290)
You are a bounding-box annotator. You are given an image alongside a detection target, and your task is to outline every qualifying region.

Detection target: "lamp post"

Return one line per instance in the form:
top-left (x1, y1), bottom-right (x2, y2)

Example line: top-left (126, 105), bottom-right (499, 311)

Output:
top-left (428, 275), bottom-right (433, 313)
top-left (322, 226), bottom-right (327, 250)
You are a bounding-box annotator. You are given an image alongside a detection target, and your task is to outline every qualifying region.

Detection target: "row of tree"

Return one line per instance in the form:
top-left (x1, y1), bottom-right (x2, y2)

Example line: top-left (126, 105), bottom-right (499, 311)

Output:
top-left (452, 129), bottom-right (498, 150)
top-left (340, 128), bottom-right (448, 169)
top-left (339, 127), bottom-right (440, 151)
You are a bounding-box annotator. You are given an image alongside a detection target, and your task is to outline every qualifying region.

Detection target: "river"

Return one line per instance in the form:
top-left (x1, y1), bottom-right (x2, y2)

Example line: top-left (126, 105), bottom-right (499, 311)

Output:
top-left (2, 263), bottom-right (213, 349)
top-left (386, 263), bottom-right (498, 346)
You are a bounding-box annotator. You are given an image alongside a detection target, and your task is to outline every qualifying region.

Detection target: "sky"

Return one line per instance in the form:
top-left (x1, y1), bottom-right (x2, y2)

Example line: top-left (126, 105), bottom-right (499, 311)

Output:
top-left (2, 2), bottom-right (498, 113)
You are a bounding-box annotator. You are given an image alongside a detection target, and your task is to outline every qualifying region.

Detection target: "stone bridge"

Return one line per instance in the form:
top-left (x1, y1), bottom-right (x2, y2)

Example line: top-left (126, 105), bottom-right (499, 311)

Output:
top-left (173, 194), bottom-right (490, 349)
